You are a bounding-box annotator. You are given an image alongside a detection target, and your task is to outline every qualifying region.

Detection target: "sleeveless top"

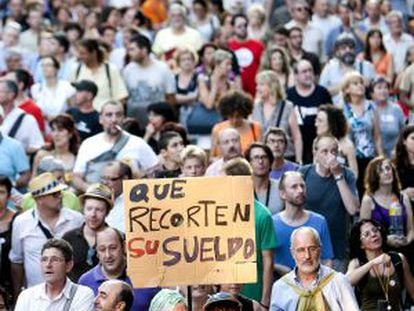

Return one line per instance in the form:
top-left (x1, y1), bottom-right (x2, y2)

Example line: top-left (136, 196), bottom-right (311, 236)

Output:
top-left (360, 271), bottom-right (402, 311)
top-left (343, 100), bottom-right (377, 159)
top-left (175, 73), bottom-right (198, 95)
top-left (371, 196), bottom-right (408, 234)
top-left (236, 294), bottom-right (254, 311)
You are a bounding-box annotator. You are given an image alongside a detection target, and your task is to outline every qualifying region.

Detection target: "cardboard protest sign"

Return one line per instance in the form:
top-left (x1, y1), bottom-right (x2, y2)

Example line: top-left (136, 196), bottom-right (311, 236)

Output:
top-left (123, 176), bottom-right (257, 288)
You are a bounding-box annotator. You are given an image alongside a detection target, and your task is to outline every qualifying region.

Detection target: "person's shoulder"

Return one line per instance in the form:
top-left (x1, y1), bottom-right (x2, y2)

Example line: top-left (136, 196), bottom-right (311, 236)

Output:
top-left (74, 283), bottom-right (95, 299)
top-left (61, 207), bottom-right (83, 220)
top-left (14, 208), bottom-right (34, 224)
top-left (78, 265), bottom-right (97, 285)
top-left (307, 210), bottom-right (326, 221)
top-left (81, 132), bottom-right (104, 145)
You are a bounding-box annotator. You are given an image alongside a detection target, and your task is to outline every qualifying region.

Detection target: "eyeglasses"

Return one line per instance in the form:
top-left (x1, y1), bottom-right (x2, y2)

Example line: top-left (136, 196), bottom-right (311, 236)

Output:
top-left (294, 246), bottom-right (319, 255)
top-left (40, 256), bottom-right (65, 264)
top-left (360, 226), bottom-right (381, 240)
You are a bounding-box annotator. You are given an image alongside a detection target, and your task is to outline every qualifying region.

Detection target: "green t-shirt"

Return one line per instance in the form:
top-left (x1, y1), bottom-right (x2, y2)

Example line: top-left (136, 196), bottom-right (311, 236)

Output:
top-left (21, 190), bottom-right (81, 212)
top-left (241, 200), bottom-right (278, 302)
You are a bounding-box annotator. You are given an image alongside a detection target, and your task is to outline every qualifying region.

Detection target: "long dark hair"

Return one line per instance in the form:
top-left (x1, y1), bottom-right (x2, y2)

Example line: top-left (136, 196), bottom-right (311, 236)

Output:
top-left (393, 125), bottom-right (414, 169)
top-left (349, 219), bottom-right (388, 264)
top-left (364, 29), bottom-right (387, 62)
top-left (49, 114), bottom-right (80, 155)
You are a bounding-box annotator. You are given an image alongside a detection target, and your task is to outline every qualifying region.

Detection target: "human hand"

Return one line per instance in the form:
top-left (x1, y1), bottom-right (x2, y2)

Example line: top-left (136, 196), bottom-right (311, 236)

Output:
top-left (370, 253), bottom-right (391, 267)
top-left (145, 123), bottom-right (156, 138)
top-left (327, 154), bottom-right (342, 177)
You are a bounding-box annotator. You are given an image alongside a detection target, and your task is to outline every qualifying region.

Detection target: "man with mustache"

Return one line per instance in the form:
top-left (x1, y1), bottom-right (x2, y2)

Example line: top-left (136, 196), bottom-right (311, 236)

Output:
top-left (205, 128), bottom-right (242, 176)
top-left (270, 227), bottom-right (359, 311)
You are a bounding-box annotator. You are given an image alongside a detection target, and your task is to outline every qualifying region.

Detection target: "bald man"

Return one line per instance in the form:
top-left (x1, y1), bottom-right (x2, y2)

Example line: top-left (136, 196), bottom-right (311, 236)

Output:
top-left (205, 128), bottom-right (242, 176)
top-left (95, 280), bottom-right (134, 311)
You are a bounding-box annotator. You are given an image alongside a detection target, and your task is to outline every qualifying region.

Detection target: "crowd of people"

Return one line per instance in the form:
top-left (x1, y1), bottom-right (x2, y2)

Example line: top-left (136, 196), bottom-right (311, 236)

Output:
top-left (1, 0), bottom-right (414, 310)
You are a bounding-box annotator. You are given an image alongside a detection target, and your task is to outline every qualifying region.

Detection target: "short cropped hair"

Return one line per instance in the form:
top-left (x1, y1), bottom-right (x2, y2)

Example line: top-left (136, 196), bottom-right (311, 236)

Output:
top-left (264, 127), bottom-right (288, 145)
top-left (180, 145), bottom-right (208, 167)
top-left (223, 157), bottom-right (253, 176)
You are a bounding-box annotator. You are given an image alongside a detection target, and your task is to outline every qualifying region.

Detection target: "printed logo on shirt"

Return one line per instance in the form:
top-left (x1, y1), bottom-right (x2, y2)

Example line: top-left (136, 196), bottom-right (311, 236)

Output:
top-left (234, 48), bottom-right (254, 68)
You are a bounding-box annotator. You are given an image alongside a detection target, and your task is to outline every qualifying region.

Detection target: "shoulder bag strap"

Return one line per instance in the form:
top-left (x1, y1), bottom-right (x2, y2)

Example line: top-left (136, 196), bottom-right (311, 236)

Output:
top-left (105, 63), bottom-right (113, 98)
top-left (275, 100), bottom-right (286, 127)
top-left (75, 63), bottom-right (82, 80)
top-left (8, 113), bottom-right (26, 138)
top-left (250, 122), bottom-right (257, 141)
top-left (111, 132), bottom-right (129, 154)
top-left (63, 284), bottom-right (78, 311)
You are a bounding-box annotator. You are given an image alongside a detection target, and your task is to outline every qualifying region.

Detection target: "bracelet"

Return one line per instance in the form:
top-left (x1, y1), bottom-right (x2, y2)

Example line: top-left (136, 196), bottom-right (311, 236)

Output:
top-left (259, 302), bottom-right (269, 309)
top-left (334, 174), bottom-right (344, 181)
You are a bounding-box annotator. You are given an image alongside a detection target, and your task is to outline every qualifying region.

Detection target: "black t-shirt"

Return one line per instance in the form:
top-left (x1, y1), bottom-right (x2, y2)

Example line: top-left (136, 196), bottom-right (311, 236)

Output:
top-left (66, 107), bottom-right (103, 142)
top-left (287, 85), bottom-right (332, 164)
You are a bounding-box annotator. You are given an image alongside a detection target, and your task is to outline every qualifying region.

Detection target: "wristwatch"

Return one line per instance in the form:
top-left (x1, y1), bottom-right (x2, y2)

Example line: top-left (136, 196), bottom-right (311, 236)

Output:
top-left (334, 174), bottom-right (344, 181)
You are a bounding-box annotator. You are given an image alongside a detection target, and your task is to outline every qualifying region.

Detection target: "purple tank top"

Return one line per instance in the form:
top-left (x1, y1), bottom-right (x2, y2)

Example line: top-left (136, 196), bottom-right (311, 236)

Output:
top-left (371, 196), bottom-right (408, 233)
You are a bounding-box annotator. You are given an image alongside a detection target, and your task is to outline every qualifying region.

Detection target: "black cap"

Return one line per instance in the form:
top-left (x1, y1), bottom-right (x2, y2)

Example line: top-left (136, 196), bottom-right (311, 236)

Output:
top-left (334, 33), bottom-right (356, 49)
top-left (71, 80), bottom-right (98, 97)
top-left (203, 292), bottom-right (242, 311)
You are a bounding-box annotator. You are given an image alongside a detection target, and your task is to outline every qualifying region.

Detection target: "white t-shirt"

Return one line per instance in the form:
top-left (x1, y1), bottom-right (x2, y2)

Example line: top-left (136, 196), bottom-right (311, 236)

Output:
top-left (0, 107), bottom-right (44, 151)
top-left (73, 131), bottom-right (159, 175)
top-left (122, 59), bottom-right (176, 125)
top-left (31, 80), bottom-right (76, 117)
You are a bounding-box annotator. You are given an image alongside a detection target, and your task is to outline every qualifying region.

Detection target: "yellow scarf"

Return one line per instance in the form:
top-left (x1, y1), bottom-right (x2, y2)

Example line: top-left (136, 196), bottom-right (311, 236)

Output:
top-left (282, 271), bottom-right (335, 311)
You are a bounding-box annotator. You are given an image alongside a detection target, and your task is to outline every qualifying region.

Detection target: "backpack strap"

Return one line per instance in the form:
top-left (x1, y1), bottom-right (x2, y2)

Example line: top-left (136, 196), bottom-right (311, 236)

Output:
top-left (275, 100), bottom-right (286, 127)
top-left (8, 113), bottom-right (26, 138)
top-left (75, 63), bottom-right (82, 80)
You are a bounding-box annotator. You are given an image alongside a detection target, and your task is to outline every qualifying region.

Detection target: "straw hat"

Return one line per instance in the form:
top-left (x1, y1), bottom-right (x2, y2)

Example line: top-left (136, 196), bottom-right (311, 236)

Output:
top-left (79, 183), bottom-right (114, 210)
top-left (29, 172), bottom-right (67, 197)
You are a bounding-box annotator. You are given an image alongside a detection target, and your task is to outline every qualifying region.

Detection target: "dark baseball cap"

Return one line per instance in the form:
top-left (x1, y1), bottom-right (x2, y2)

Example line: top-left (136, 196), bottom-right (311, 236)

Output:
top-left (203, 292), bottom-right (242, 311)
top-left (71, 80), bottom-right (98, 97)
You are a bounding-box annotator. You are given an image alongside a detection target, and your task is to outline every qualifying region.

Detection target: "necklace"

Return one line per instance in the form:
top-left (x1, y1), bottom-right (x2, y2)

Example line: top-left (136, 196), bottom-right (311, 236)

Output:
top-left (373, 263), bottom-right (391, 310)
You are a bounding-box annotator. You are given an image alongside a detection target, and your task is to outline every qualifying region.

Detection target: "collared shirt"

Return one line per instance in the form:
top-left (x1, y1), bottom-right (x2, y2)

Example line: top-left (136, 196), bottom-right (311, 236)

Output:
top-left (9, 208), bottom-right (84, 287)
top-left (270, 265), bottom-right (360, 311)
top-left (384, 33), bottom-right (414, 73)
top-left (205, 158), bottom-right (225, 176)
top-left (79, 264), bottom-right (160, 310)
top-left (14, 278), bottom-right (94, 311)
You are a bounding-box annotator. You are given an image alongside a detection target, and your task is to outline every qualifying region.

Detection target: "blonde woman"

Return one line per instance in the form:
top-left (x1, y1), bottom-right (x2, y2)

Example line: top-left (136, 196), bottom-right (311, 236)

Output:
top-left (341, 72), bottom-right (383, 197)
top-left (252, 70), bottom-right (302, 163)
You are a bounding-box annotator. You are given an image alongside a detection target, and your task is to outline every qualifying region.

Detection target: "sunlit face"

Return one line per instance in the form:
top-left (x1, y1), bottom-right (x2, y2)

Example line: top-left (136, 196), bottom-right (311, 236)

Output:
top-left (101, 164), bottom-right (123, 197)
top-left (360, 222), bottom-right (383, 251)
top-left (404, 132), bottom-right (414, 155)
top-left (256, 81), bottom-right (271, 99)
top-left (315, 137), bottom-right (338, 169)
top-left (265, 133), bottom-right (286, 159)
top-left (315, 111), bottom-right (329, 136)
top-left (345, 78), bottom-right (365, 98)
top-left (51, 125), bottom-right (71, 148)
top-left (41, 247), bottom-right (72, 285)
top-left (217, 58), bottom-right (232, 74)
top-left (377, 160), bottom-right (394, 185)
top-left (295, 62), bottom-right (314, 87)
top-left (233, 16), bottom-right (248, 39)
top-left (96, 230), bottom-right (124, 275)
top-left (83, 198), bottom-right (108, 231)
top-left (372, 82), bottom-right (389, 102)
top-left (182, 157), bottom-right (205, 177)
top-left (270, 51), bottom-right (283, 71)
top-left (41, 57), bottom-right (58, 78)
top-left (220, 284), bottom-right (242, 295)
top-left (163, 136), bottom-right (185, 164)
top-left (178, 52), bottom-right (195, 72)
top-left (280, 173), bottom-right (306, 207)
top-left (368, 32), bottom-right (382, 49)
top-left (249, 147), bottom-right (271, 177)
top-left (99, 104), bottom-right (124, 137)
top-left (387, 15), bottom-right (402, 34)
top-left (202, 46), bottom-right (216, 67)
top-left (148, 111), bottom-right (165, 131)
top-left (95, 282), bottom-right (123, 311)
top-left (170, 10), bottom-right (185, 29)
top-left (291, 231), bottom-right (321, 275)
top-left (219, 130), bottom-right (241, 161)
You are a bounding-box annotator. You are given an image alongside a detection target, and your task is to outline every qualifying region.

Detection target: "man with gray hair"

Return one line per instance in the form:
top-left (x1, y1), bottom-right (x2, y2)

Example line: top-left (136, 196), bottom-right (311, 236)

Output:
top-left (205, 128), bottom-right (242, 176)
top-left (270, 227), bottom-right (359, 311)
top-left (384, 10), bottom-right (414, 73)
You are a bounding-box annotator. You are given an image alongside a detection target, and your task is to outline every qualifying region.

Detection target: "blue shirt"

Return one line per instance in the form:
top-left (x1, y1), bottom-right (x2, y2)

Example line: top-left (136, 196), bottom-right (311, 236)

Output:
top-left (272, 211), bottom-right (333, 268)
top-left (269, 161), bottom-right (300, 180)
top-left (0, 133), bottom-right (30, 182)
top-left (78, 264), bottom-right (160, 310)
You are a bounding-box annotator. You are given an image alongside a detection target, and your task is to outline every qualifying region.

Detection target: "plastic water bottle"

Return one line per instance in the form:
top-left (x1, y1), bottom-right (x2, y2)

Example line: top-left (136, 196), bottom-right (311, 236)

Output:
top-left (389, 197), bottom-right (404, 236)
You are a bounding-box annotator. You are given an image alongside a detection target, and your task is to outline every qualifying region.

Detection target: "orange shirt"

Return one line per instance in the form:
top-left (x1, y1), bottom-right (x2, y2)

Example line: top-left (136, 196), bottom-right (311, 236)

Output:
top-left (373, 53), bottom-right (392, 76)
top-left (210, 120), bottom-right (261, 158)
top-left (141, 0), bottom-right (167, 26)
